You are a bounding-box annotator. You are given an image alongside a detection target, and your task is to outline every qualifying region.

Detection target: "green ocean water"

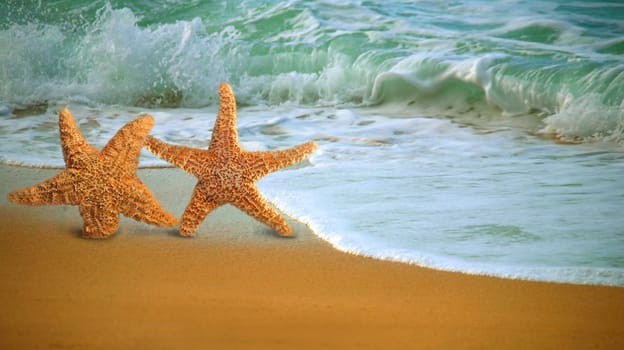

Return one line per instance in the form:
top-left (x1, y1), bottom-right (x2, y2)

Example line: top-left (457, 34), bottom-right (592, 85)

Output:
top-left (2, 0), bottom-right (623, 141)
top-left (1, 0), bottom-right (623, 285)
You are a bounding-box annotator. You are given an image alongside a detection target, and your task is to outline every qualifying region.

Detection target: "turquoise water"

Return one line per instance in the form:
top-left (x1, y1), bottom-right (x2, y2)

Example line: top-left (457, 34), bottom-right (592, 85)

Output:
top-left (1, 1), bottom-right (623, 285)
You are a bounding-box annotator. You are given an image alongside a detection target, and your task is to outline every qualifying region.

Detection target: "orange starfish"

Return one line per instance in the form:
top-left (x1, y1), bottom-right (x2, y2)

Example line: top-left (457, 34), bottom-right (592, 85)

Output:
top-left (8, 108), bottom-right (178, 238)
top-left (146, 83), bottom-right (317, 237)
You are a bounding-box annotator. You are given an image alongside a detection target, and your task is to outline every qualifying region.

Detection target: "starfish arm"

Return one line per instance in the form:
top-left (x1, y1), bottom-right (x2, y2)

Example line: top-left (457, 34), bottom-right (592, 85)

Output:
top-left (100, 115), bottom-right (155, 175)
top-left (145, 136), bottom-right (208, 176)
top-left (79, 200), bottom-right (120, 239)
top-left (231, 185), bottom-right (293, 237)
top-left (246, 141), bottom-right (317, 179)
top-left (209, 83), bottom-right (241, 153)
top-left (59, 108), bottom-right (98, 168)
top-left (119, 179), bottom-right (179, 228)
top-left (7, 170), bottom-right (81, 206)
top-left (179, 187), bottom-right (220, 237)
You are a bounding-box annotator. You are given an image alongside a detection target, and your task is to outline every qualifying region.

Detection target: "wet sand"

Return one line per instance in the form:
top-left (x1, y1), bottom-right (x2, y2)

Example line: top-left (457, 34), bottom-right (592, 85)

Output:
top-left (1, 164), bottom-right (623, 349)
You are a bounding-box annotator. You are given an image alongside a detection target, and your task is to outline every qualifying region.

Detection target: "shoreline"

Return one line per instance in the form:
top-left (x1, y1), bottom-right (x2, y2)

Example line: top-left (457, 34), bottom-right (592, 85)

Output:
top-left (1, 164), bottom-right (623, 349)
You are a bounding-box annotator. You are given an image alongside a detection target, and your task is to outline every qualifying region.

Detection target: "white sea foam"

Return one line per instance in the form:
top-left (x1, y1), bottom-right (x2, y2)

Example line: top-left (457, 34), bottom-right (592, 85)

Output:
top-left (1, 100), bottom-right (623, 286)
top-left (542, 94), bottom-right (624, 142)
top-left (257, 108), bottom-right (624, 286)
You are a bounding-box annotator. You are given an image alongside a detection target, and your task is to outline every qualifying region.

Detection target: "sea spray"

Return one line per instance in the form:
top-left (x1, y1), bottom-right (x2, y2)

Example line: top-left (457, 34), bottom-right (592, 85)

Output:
top-left (2, 1), bottom-right (623, 143)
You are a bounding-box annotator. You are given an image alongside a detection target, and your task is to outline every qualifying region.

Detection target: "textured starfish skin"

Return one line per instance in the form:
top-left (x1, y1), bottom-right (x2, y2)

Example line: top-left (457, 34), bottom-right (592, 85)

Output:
top-left (8, 108), bottom-right (179, 239)
top-left (146, 83), bottom-right (317, 237)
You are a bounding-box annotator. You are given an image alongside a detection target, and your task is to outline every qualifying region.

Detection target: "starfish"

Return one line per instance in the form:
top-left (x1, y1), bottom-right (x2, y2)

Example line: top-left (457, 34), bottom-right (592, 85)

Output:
top-left (8, 108), bottom-right (179, 239)
top-left (146, 83), bottom-right (317, 237)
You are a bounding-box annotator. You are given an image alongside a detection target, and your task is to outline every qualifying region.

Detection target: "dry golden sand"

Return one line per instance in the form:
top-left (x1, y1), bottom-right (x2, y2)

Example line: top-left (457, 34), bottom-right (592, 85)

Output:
top-left (1, 164), bottom-right (623, 349)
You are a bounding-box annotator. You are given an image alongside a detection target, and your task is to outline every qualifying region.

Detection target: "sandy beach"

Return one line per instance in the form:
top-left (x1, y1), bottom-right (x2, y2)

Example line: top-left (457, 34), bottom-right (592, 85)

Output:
top-left (0, 163), bottom-right (623, 349)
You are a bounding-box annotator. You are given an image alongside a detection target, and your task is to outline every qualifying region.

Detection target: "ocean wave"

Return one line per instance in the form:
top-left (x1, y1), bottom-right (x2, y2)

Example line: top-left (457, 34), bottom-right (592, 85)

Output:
top-left (1, 2), bottom-right (623, 143)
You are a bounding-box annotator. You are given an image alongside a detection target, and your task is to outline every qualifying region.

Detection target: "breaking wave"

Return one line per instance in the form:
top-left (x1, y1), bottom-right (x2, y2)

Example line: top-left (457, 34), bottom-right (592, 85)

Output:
top-left (1, 1), bottom-right (622, 142)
